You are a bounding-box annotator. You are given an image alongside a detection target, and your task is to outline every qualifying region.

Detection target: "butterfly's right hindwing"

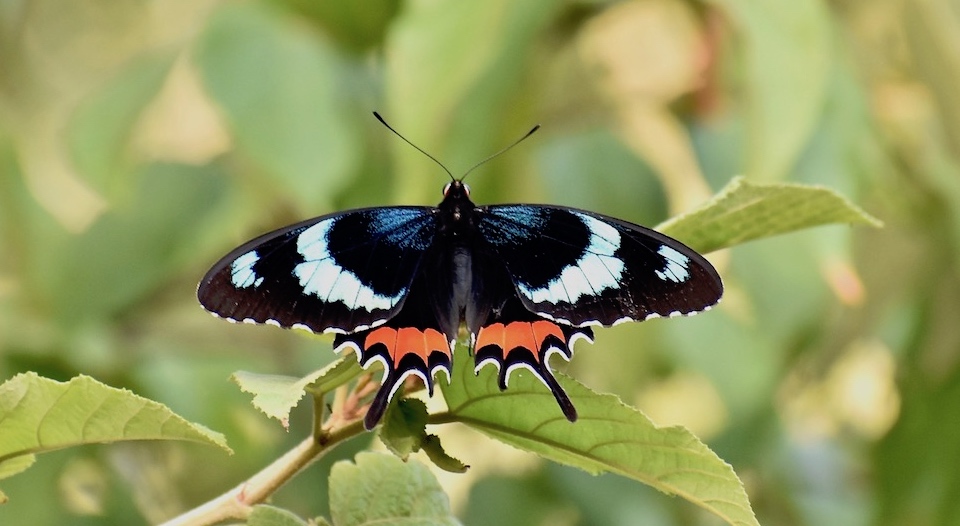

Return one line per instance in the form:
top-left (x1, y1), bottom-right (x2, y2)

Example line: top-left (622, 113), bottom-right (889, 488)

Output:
top-left (197, 207), bottom-right (438, 334)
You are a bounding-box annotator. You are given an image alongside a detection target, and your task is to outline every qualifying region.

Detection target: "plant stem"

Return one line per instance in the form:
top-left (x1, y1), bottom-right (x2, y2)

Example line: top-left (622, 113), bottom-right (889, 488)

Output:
top-left (159, 420), bottom-right (365, 526)
top-left (426, 411), bottom-right (456, 425)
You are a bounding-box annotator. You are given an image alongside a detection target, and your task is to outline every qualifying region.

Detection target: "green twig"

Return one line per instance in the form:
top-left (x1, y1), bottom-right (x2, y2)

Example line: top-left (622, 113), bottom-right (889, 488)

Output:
top-left (159, 416), bottom-right (365, 526)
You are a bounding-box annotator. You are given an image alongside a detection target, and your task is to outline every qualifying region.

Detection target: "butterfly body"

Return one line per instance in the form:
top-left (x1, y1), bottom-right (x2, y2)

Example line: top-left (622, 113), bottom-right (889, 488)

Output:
top-left (199, 180), bottom-right (722, 429)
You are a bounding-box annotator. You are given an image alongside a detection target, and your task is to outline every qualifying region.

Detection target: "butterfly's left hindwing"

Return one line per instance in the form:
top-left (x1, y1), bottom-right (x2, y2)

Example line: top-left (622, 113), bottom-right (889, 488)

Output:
top-left (198, 207), bottom-right (437, 334)
top-left (477, 205), bottom-right (723, 327)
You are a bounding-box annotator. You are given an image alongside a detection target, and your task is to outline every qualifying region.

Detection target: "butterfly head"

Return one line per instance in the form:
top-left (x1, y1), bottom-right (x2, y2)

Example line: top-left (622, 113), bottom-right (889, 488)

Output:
top-left (442, 180), bottom-right (471, 199)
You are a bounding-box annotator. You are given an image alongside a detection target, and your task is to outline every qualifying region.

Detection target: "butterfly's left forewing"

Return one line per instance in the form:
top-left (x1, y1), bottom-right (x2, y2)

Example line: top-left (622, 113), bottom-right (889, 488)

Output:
top-left (198, 207), bottom-right (438, 335)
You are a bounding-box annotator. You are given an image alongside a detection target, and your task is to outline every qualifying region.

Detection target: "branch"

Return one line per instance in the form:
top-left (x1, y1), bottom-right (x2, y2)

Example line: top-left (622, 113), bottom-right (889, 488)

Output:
top-left (159, 397), bottom-right (366, 526)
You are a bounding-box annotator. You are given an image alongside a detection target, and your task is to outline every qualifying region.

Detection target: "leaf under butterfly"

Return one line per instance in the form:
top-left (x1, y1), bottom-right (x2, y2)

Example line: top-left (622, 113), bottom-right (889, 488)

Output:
top-left (232, 357), bottom-right (364, 428)
top-left (440, 349), bottom-right (759, 526)
top-left (379, 398), bottom-right (430, 460)
top-left (657, 175), bottom-right (882, 254)
top-left (328, 452), bottom-right (461, 526)
top-left (0, 373), bottom-right (231, 495)
top-left (379, 399), bottom-right (468, 473)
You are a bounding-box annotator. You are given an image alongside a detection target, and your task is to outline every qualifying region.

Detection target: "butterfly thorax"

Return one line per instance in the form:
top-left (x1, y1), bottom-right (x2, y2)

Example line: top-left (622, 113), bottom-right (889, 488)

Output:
top-left (432, 180), bottom-right (490, 334)
top-left (436, 180), bottom-right (476, 232)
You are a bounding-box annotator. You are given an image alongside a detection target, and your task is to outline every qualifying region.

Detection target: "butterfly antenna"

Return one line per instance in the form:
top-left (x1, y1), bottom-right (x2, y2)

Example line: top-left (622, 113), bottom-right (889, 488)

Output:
top-left (460, 124), bottom-right (540, 181)
top-left (373, 111), bottom-right (454, 180)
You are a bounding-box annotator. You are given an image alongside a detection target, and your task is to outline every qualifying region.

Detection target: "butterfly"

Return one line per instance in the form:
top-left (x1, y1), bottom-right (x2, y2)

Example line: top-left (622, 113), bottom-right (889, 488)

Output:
top-left (197, 118), bottom-right (723, 430)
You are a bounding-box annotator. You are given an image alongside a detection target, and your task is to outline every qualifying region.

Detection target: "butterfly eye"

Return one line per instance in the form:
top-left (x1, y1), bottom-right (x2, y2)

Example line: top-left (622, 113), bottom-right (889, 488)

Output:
top-left (442, 182), bottom-right (452, 196)
top-left (462, 183), bottom-right (471, 196)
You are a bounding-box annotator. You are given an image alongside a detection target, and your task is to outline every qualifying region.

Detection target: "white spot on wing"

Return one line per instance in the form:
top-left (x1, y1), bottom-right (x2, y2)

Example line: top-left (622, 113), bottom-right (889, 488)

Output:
top-left (475, 357), bottom-right (502, 375)
top-left (333, 339), bottom-right (363, 365)
top-left (432, 366), bottom-right (452, 386)
top-left (503, 363), bottom-right (542, 388)
top-left (230, 250), bottom-right (264, 289)
top-left (291, 323), bottom-right (316, 333)
top-left (389, 369), bottom-right (429, 400)
top-left (567, 331), bottom-right (594, 348)
top-left (543, 346), bottom-right (572, 363)
top-left (518, 213), bottom-right (624, 305)
top-left (655, 246), bottom-right (691, 283)
top-left (294, 219), bottom-right (404, 312)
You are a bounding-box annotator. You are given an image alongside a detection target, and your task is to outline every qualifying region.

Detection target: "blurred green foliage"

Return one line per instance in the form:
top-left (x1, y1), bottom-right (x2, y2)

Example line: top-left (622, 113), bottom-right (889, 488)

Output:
top-left (0, 0), bottom-right (958, 524)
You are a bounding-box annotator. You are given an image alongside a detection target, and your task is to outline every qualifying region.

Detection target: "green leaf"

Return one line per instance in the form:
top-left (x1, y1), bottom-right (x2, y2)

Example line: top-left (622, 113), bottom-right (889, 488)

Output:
top-left (705, 0), bottom-right (832, 180)
top-left (0, 454), bottom-right (35, 481)
top-left (329, 452), bottom-right (461, 526)
top-left (379, 399), bottom-right (468, 473)
top-left (657, 176), bottom-right (882, 254)
top-left (248, 504), bottom-right (309, 526)
top-left (232, 357), bottom-right (364, 428)
top-left (194, 2), bottom-right (360, 210)
top-left (303, 356), bottom-right (368, 396)
top-left (379, 399), bottom-right (429, 460)
top-left (420, 434), bottom-right (468, 474)
top-left (441, 350), bottom-right (759, 526)
top-left (0, 373), bottom-right (230, 489)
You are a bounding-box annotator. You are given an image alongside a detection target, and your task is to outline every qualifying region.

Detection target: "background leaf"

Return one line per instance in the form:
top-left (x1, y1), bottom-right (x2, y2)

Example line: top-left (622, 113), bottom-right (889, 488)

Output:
top-left (0, 373), bottom-right (231, 489)
top-left (657, 176), bottom-right (882, 253)
top-left (705, 0), bottom-right (833, 180)
top-left (35, 163), bottom-right (228, 325)
top-left (194, 2), bottom-right (361, 211)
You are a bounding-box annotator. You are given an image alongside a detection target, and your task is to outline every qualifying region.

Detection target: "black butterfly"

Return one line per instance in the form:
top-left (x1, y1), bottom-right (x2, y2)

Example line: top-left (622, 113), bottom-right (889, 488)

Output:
top-left (198, 121), bottom-right (722, 430)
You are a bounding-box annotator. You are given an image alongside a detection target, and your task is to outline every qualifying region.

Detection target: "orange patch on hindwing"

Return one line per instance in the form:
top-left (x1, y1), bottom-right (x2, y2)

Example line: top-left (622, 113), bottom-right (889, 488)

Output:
top-left (364, 326), bottom-right (450, 363)
top-left (476, 320), bottom-right (565, 360)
